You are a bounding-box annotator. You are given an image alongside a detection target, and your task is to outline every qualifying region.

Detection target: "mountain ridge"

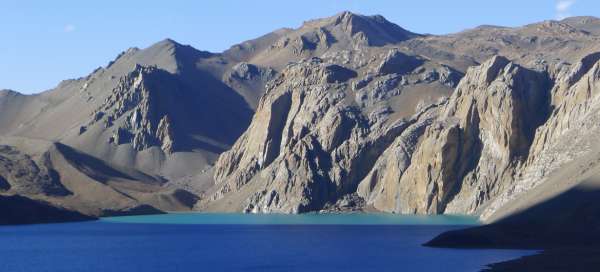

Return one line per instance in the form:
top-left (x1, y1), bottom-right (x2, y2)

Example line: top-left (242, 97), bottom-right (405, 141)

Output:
top-left (7, 13), bottom-right (600, 95)
top-left (2, 12), bottom-right (600, 227)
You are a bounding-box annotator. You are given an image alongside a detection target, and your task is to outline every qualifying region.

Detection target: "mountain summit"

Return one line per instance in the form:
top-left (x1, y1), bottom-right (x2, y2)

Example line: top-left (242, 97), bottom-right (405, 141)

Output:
top-left (301, 11), bottom-right (419, 46)
top-left (222, 11), bottom-right (419, 69)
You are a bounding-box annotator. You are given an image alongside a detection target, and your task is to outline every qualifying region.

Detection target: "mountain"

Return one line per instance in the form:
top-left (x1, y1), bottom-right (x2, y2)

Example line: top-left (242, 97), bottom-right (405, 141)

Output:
top-left (207, 49), bottom-right (459, 212)
top-left (0, 38), bottom-right (257, 216)
top-left (3, 12), bottom-right (600, 232)
top-left (426, 51), bottom-right (600, 250)
top-left (222, 11), bottom-right (418, 67)
top-left (206, 14), bottom-right (600, 216)
top-left (0, 11), bottom-right (425, 218)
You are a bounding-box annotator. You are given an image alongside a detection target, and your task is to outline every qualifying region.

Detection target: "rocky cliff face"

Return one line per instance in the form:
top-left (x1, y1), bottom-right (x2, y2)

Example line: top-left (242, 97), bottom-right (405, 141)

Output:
top-left (84, 65), bottom-right (178, 153)
top-left (210, 46), bottom-right (460, 213)
top-left (359, 56), bottom-right (551, 214)
top-left (211, 49), bottom-right (600, 217)
top-left (208, 12), bottom-right (600, 215)
top-left (481, 52), bottom-right (600, 220)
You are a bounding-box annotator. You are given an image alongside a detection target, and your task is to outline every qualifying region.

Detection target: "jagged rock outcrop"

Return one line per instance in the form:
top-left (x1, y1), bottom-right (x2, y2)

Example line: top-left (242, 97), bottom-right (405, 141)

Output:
top-left (210, 48), bottom-right (460, 213)
top-left (83, 65), bottom-right (179, 153)
top-left (359, 56), bottom-right (551, 214)
top-left (213, 52), bottom-right (600, 217)
top-left (212, 58), bottom-right (369, 212)
top-left (360, 52), bottom-right (600, 218)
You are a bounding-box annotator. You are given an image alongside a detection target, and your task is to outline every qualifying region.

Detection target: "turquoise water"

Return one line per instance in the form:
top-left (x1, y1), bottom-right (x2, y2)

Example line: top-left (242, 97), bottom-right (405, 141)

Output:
top-left (101, 212), bottom-right (480, 225)
top-left (0, 213), bottom-right (534, 272)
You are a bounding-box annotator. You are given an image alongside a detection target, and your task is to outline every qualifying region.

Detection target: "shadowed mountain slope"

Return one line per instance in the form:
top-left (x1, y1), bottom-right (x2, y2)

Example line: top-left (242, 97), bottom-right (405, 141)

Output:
top-left (0, 195), bottom-right (94, 225)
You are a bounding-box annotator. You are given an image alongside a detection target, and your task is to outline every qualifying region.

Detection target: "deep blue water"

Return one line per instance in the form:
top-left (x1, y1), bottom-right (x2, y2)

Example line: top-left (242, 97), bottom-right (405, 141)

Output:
top-left (0, 213), bottom-right (534, 272)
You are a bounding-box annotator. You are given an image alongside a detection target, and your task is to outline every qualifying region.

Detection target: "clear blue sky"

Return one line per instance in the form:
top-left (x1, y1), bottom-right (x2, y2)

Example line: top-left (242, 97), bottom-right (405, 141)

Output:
top-left (0, 0), bottom-right (596, 94)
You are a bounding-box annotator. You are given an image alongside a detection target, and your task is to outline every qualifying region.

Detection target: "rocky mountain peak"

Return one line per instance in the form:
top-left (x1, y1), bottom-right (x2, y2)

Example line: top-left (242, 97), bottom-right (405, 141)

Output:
top-left (225, 12), bottom-right (420, 70)
top-left (262, 11), bottom-right (418, 61)
top-left (144, 39), bottom-right (213, 72)
top-left (316, 11), bottom-right (418, 46)
top-left (103, 38), bottom-right (214, 77)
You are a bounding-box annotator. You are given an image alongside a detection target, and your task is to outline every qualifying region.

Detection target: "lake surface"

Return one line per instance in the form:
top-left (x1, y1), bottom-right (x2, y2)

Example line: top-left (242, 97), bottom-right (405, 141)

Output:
top-left (0, 213), bottom-right (534, 272)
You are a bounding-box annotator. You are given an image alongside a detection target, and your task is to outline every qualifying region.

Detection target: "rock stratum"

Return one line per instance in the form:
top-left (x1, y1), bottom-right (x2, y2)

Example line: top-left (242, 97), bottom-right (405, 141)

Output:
top-left (3, 12), bottom-right (600, 225)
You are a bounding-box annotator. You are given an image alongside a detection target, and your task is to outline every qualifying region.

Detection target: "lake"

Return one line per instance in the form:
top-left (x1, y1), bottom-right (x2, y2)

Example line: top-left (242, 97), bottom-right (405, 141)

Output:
top-left (0, 213), bottom-right (534, 272)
